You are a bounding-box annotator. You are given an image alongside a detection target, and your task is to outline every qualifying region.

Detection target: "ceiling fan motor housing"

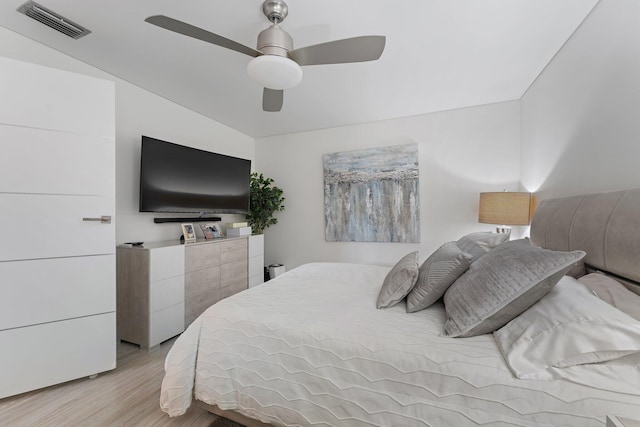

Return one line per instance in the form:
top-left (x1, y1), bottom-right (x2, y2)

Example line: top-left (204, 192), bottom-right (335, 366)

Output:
top-left (257, 25), bottom-right (293, 57)
top-left (262, 0), bottom-right (288, 23)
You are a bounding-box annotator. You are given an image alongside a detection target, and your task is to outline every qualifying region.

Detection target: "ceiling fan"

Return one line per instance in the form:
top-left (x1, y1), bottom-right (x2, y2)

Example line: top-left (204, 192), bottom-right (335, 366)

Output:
top-left (145, 0), bottom-right (386, 112)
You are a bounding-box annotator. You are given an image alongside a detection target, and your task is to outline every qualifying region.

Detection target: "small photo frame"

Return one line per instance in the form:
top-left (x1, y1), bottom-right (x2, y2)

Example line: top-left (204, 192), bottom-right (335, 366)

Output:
top-left (211, 222), bottom-right (224, 238)
top-left (199, 222), bottom-right (222, 240)
top-left (181, 223), bottom-right (196, 243)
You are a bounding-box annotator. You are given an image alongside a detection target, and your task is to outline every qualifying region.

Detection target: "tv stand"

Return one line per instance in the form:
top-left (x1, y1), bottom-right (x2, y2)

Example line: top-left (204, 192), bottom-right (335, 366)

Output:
top-left (153, 216), bottom-right (221, 224)
top-left (116, 236), bottom-right (252, 349)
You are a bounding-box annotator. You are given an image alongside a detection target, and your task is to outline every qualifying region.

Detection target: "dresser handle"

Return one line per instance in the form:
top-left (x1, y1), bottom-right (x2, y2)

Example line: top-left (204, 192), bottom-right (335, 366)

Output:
top-left (83, 216), bottom-right (112, 224)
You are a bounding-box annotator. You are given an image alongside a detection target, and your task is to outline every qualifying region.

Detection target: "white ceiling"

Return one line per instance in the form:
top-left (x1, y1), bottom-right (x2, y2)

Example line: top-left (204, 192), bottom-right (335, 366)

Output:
top-left (0, 0), bottom-right (598, 138)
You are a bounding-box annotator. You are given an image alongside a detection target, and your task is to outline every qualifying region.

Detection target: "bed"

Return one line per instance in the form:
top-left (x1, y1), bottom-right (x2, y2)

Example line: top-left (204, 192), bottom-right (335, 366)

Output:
top-left (160, 189), bottom-right (640, 426)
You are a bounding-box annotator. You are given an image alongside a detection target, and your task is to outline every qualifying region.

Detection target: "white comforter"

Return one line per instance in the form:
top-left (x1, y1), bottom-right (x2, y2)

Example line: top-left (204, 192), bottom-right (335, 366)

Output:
top-left (160, 263), bottom-right (640, 426)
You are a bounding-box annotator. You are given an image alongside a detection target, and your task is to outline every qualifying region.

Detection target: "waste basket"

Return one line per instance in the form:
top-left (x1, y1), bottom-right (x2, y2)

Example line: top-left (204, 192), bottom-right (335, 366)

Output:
top-left (268, 264), bottom-right (286, 279)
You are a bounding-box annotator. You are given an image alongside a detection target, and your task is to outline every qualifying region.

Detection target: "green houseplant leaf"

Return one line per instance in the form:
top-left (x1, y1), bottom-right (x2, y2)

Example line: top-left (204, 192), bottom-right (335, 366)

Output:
top-left (246, 172), bottom-right (285, 235)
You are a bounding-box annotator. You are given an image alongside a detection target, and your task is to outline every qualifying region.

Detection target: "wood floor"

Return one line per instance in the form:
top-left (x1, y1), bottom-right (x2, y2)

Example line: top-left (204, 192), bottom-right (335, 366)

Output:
top-left (0, 338), bottom-right (218, 427)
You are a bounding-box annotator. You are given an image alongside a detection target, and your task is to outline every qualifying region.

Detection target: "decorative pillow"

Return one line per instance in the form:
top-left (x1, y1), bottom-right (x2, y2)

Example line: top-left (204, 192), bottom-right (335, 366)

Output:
top-left (406, 242), bottom-right (472, 313)
top-left (578, 273), bottom-right (640, 321)
top-left (456, 231), bottom-right (510, 262)
top-left (442, 238), bottom-right (586, 337)
top-left (529, 240), bottom-right (585, 278)
top-left (494, 276), bottom-right (640, 380)
top-left (376, 252), bottom-right (419, 309)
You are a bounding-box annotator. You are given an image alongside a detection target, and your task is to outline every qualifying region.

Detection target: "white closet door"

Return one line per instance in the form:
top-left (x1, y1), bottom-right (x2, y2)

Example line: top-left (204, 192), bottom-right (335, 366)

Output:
top-left (0, 57), bottom-right (115, 137)
top-left (0, 56), bottom-right (116, 398)
top-left (0, 194), bottom-right (115, 261)
top-left (0, 255), bottom-right (115, 330)
top-left (0, 125), bottom-right (114, 196)
top-left (0, 313), bottom-right (116, 399)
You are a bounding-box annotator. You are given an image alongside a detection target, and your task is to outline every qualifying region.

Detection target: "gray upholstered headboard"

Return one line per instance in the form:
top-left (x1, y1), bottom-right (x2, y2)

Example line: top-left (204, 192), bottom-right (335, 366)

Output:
top-left (530, 188), bottom-right (640, 286)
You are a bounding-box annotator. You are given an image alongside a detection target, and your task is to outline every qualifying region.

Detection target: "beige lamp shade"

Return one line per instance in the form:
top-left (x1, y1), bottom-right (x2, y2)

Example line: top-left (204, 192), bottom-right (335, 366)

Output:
top-left (478, 192), bottom-right (534, 226)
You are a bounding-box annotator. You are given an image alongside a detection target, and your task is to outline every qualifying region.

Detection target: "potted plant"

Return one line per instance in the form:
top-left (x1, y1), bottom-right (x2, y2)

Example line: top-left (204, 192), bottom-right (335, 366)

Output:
top-left (246, 172), bottom-right (285, 235)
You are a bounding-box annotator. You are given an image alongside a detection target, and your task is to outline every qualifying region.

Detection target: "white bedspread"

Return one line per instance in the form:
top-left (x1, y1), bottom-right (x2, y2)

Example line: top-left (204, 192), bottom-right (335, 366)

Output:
top-left (161, 263), bottom-right (640, 426)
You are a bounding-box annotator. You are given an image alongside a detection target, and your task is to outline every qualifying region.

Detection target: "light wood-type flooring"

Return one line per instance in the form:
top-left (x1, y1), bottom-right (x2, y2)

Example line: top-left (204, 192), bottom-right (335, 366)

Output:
top-left (0, 338), bottom-right (218, 427)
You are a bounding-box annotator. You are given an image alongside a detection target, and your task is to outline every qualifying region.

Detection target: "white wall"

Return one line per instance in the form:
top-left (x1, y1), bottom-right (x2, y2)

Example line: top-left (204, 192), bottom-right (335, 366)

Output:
top-left (0, 27), bottom-right (255, 244)
top-left (521, 0), bottom-right (640, 199)
top-left (256, 101), bottom-right (521, 269)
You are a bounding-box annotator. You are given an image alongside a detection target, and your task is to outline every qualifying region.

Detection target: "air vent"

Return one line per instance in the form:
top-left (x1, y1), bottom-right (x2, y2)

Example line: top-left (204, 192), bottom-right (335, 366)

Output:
top-left (17, 1), bottom-right (91, 39)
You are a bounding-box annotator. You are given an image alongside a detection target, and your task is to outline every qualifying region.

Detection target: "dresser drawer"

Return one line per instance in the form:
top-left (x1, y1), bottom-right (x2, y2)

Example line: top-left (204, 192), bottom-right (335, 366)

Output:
top-left (222, 259), bottom-right (248, 284)
top-left (149, 303), bottom-right (184, 347)
top-left (185, 291), bottom-right (220, 327)
top-left (185, 243), bottom-right (221, 272)
top-left (149, 245), bottom-right (185, 281)
top-left (248, 234), bottom-right (264, 256)
top-left (185, 265), bottom-right (221, 300)
top-left (221, 278), bottom-right (247, 300)
top-left (220, 238), bottom-right (248, 264)
top-left (249, 254), bottom-right (264, 279)
top-left (149, 275), bottom-right (184, 313)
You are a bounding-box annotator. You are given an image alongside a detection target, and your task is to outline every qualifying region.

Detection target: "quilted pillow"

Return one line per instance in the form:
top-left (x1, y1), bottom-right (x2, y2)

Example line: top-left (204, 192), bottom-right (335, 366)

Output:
top-left (494, 276), bottom-right (640, 380)
top-left (406, 242), bottom-right (472, 313)
top-left (456, 231), bottom-right (510, 262)
top-left (376, 251), bottom-right (419, 309)
top-left (443, 238), bottom-right (586, 337)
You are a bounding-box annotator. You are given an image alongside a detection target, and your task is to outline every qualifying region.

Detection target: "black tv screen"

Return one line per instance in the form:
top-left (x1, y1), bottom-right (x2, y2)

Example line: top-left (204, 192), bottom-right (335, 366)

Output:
top-left (139, 136), bottom-right (251, 214)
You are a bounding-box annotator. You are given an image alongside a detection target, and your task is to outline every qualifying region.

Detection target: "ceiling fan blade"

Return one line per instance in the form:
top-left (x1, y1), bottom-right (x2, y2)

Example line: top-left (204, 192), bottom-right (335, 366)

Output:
top-left (289, 35), bottom-right (385, 66)
top-left (263, 88), bottom-right (283, 112)
top-left (145, 15), bottom-right (262, 58)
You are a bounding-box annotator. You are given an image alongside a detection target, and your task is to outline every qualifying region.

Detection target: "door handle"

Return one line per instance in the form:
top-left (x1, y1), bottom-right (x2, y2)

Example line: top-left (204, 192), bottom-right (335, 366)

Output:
top-left (83, 215), bottom-right (112, 224)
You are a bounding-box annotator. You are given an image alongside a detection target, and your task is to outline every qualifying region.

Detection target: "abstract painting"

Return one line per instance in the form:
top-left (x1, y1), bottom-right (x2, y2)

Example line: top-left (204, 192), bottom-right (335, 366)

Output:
top-left (323, 143), bottom-right (420, 242)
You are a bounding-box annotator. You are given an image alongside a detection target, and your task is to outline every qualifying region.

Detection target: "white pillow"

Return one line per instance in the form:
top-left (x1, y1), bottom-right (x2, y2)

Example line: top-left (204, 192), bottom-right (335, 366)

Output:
top-left (578, 273), bottom-right (640, 321)
top-left (493, 276), bottom-right (640, 380)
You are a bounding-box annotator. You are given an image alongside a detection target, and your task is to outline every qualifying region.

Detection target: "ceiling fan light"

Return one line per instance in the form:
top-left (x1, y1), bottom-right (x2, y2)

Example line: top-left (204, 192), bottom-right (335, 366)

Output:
top-left (247, 55), bottom-right (302, 90)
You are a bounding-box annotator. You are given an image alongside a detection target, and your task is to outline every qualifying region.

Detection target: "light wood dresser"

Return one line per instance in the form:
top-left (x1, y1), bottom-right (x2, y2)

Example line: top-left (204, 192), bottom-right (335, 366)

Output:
top-left (185, 237), bottom-right (248, 326)
top-left (117, 237), bottom-right (249, 349)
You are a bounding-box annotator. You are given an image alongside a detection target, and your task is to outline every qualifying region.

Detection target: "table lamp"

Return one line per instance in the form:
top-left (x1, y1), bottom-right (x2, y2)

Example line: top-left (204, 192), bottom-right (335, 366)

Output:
top-left (479, 191), bottom-right (534, 233)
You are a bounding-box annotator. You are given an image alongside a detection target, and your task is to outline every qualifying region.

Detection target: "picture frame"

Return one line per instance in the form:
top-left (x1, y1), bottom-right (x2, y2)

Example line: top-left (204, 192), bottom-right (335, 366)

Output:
top-left (181, 223), bottom-right (196, 243)
top-left (199, 222), bottom-right (222, 240)
top-left (211, 222), bottom-right (223, 238)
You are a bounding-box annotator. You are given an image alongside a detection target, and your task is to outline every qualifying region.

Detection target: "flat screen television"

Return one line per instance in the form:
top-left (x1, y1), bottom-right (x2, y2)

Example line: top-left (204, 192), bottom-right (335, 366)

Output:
top-left (139, 136), bottom-right (251, 214)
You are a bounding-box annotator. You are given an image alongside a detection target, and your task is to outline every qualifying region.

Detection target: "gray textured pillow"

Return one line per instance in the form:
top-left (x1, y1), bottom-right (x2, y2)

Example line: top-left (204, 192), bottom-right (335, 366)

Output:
top-left (456, 231), bottom-right (510, 262)
top-left (406, 242), bottom-right (472, 313)
top-left (443, 239), bottom-right (586, 337)
top-left (376, 251), bottom-right (419, 309)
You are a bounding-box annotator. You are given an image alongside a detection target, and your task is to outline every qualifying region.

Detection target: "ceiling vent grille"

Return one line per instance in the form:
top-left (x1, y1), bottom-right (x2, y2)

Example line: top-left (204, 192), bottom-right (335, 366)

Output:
top-left (17, 1), bottom-right (91, 39)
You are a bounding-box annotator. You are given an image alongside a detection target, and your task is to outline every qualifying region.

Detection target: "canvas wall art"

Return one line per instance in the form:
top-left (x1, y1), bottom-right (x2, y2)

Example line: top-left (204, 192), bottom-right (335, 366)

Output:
top-left (323, 143), bottom-right (420, 243)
